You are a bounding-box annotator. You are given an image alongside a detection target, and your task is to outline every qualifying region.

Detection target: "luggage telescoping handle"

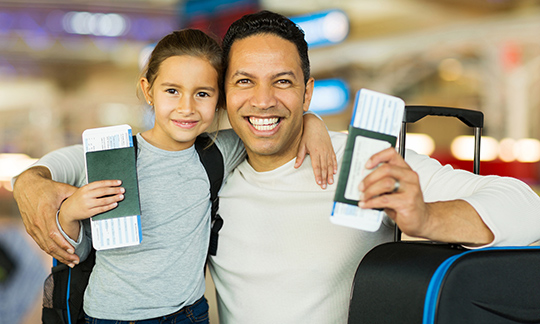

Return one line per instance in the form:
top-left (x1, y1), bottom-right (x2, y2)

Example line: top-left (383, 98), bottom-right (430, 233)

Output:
top-left (395, 105), bottom-right (484, 241)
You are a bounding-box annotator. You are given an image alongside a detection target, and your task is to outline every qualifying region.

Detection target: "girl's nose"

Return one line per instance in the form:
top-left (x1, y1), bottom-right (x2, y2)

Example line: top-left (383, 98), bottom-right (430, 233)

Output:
top-left (176, 97), bottom-right (195, 115)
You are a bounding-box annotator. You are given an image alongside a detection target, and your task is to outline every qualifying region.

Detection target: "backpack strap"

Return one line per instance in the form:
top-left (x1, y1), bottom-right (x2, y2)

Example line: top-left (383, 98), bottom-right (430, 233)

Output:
top-left (132, 134), bottom-right (138, 153)
top-left (133, 134), bottom-right (224, 255)
top-left (194, 134), bottom-right (224, 256)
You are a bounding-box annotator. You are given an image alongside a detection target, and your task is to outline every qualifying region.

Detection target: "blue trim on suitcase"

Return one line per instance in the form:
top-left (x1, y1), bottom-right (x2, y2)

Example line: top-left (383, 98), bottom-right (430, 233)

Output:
top-left (422, 246), bottom-right (540, 323)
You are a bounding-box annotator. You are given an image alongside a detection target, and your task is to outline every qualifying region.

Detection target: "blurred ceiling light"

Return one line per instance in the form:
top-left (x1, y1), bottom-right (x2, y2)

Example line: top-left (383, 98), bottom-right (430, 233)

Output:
top-left (451, 135), bottom-right (498, 161)
top-left (63, 11), bottom-right (128, 37)
top-left (291, 9), bottom-right (349, 48)
top-left (514, 138), bottom-right (540, 163)
top-left (309, 79), bottom-right (349, 115)
top-left (498, 138), bottom-right (516, 162)
top-left (438, 58), bottom-right (463, 82)
top-left (323, 11), bottom-right (350, 43)
top-left (0, 154), bottom-right (38, 184)
top-left (405, 133), bottom-right (435, 156)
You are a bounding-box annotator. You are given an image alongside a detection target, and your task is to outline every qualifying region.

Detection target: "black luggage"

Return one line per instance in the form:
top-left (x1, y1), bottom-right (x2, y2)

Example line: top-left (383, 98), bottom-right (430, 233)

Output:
top-left (348, 106), bottom-right (540, 324)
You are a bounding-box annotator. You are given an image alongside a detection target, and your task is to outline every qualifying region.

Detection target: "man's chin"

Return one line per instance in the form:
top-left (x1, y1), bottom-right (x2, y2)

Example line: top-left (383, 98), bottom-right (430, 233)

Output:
top-left (246, 141), bottom-right (280, 156)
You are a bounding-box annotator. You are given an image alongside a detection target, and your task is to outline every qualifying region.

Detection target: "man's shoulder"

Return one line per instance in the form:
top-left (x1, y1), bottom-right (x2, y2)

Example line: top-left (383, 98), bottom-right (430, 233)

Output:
top-left (329, 130), bottom-right (347, 142)
top-left (329, 131), bottom-right (347, 158)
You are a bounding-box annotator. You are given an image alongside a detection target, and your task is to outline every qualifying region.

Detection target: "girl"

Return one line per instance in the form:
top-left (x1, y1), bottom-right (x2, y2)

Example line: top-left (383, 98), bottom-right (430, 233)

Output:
top-left (56, 29), bottom-right (336, 323)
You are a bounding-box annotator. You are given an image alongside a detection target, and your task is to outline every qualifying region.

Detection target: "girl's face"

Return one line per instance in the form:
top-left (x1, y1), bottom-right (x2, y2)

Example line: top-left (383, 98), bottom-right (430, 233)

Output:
top-left (141, 55), bottom-right (219, 151)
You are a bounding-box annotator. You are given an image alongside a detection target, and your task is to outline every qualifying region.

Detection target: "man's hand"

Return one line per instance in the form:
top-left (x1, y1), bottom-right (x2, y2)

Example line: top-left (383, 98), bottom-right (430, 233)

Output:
top-left (13, 166), bottom-right (80, 265)
top-left (358, 148), bottom-right (494, 245)
top-left (358, 147), bottom-right (429, 237)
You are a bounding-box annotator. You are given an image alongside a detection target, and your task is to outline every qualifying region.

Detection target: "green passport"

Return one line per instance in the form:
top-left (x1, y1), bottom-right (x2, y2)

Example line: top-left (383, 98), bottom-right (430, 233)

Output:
top-left (334, 126), bottom-right (397, 206)
top-left (86, 147), bottom-right (141, 221)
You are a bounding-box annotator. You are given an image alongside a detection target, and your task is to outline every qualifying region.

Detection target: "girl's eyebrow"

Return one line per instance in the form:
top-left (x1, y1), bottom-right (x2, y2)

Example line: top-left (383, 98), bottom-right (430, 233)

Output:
top-left (197, 86), bottom-right (217, 92)
top-left (160, 82), bottom-right (182, 88)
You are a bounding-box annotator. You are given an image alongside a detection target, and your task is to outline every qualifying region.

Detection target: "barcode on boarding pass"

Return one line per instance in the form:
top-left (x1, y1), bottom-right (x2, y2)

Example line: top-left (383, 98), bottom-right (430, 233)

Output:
top-left (91, 215), bottom-right (141, 250)
top-left (84, 130), bottom-right (132, 152)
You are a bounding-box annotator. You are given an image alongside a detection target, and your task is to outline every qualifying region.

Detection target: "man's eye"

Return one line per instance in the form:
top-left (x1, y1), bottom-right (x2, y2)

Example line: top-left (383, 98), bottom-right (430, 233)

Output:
top-left (237, 79), bottom-right (251, 84)
top-left (276, 79), bottom-right (292, 85)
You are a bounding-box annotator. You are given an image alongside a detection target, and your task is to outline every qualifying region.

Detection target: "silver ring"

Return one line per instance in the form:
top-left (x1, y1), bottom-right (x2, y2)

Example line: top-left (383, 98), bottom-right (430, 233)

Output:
top-left (392, 179), bottom-right (400, 193)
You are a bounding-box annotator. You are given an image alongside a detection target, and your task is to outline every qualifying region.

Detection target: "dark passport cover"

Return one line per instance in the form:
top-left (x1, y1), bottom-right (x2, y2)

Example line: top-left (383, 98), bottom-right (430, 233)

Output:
top-left (85, 146), bottom-right (141, 221)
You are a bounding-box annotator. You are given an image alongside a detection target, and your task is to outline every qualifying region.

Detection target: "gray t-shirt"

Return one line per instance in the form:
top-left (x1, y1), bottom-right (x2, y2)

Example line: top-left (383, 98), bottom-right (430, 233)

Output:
top-left (43, 130), bottom-right (244, 320)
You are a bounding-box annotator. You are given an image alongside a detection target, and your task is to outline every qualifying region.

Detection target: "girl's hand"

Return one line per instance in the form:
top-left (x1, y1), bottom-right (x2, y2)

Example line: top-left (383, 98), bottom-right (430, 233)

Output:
top-left (58, 180), bottom-right (124, 240)
top-left (295, 112), bottom-right (338, 189)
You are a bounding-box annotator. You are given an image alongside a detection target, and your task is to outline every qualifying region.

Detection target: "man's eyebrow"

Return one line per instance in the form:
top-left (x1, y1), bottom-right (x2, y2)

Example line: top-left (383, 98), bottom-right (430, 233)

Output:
top-left (231, 70), bottom-right (297, 80)
top-left (231, 70), bottom-right (255, 78)
top-left (273, 71), bottom-right (297, 80)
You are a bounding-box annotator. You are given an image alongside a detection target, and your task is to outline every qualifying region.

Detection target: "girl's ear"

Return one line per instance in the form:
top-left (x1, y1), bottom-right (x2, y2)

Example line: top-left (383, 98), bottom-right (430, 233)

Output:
top-left (140, 77), bottom-right (153, 105)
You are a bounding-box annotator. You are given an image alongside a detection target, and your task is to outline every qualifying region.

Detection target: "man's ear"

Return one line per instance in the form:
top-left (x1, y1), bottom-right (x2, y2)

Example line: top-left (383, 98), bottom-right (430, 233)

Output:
top-left (303, 77), bottom-right (315, 112)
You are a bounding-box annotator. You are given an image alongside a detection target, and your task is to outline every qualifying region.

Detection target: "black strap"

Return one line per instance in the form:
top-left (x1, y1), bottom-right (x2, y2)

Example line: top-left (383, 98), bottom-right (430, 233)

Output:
top-left (132, 134), bottom-right (138, 153)
top-left (133, 134), bottom-right (225, 255)
top-left (194, 134), bottom-right (224, 256)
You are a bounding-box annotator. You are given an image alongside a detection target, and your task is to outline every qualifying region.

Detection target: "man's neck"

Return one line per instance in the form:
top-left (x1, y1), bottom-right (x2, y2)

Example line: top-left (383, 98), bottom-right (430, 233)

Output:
top-left (245, 152), bottom-right (296, 172)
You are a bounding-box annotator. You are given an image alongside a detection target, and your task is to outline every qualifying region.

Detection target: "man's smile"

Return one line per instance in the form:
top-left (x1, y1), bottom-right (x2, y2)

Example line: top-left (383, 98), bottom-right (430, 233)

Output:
top-left (247, 116), bottom-right (281, 131)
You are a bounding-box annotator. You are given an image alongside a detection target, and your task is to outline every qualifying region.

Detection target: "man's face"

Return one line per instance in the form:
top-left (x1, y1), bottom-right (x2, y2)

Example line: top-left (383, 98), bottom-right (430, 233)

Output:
top-left (225, 33), bottom-right (314, 171)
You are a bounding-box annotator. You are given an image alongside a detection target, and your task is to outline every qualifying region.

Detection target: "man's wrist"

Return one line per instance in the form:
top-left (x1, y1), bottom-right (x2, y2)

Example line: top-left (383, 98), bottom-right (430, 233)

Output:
top-left (420, 202), bottom-right (438, 240)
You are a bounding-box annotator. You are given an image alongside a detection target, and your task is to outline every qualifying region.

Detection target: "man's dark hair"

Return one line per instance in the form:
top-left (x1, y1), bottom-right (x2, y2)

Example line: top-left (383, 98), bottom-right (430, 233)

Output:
top-left (221, 10), bottom-right (310, 85)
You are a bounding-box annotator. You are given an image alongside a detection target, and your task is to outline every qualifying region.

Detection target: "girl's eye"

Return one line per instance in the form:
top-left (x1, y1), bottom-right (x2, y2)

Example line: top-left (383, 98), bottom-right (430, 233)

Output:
top-left (165, 89), bottom-right (178, 95)
top-left (197, 92), bottom-right (210, 98)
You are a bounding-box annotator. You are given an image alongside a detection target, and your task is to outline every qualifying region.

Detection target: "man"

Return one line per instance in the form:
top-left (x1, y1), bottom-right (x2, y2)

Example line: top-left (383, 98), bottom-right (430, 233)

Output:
top-left (13, 10), bottom-right (540, 324)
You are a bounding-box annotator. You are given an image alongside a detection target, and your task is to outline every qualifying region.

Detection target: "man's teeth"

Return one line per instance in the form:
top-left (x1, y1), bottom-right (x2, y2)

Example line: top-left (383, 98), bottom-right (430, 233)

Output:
top-left (249, 117), bottom-right (279, 131)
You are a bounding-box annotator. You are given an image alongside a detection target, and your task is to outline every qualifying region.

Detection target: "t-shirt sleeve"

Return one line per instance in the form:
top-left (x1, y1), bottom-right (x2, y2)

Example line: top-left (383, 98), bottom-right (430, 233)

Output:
top-left (405, 149), bottom-right (540, 247)
top-left (12, 145), bottom-right (87, 188)
top-left (213, 129), bottom-right (246, 178)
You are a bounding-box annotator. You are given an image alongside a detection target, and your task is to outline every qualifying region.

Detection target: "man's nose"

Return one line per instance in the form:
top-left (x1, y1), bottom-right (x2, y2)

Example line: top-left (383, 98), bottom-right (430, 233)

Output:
top-left (250, 84), bottom-right (277, 109)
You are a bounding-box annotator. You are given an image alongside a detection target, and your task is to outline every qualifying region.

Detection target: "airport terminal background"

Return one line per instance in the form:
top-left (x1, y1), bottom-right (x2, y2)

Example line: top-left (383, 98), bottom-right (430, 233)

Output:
top-left (2, 0), bottom-right (540, 323)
